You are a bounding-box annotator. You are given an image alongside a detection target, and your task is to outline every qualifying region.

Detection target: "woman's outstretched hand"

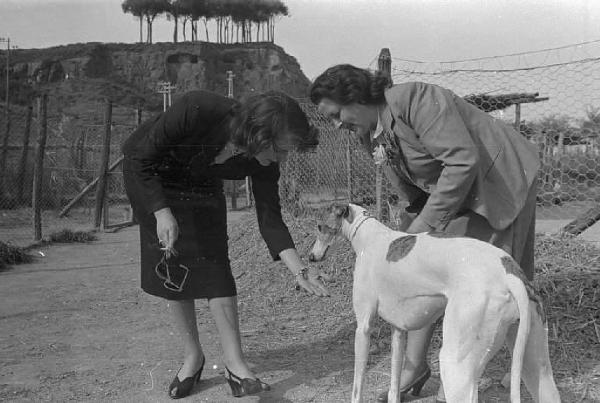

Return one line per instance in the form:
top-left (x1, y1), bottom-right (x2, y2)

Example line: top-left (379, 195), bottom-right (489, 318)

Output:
top-left (295, 266), bottom-right (331, 297)
top-left (278, 248), bottom-right (330, 297)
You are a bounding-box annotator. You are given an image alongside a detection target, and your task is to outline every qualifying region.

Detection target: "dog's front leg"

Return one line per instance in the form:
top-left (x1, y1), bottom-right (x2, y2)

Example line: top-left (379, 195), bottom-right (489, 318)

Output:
top-left (388, 327), bottom-right (407, 403)
top-left (351, 300), bottom-right (377, 403)
top-left (352, 317), bottom-right (373, 402)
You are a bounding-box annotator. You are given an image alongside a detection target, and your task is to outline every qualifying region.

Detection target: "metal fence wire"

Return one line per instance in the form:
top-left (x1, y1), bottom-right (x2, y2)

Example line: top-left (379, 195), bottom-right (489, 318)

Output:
top-left (1, 43), bottom-right (599, 243)
top-left (280, 50), bottom-right (600, 226)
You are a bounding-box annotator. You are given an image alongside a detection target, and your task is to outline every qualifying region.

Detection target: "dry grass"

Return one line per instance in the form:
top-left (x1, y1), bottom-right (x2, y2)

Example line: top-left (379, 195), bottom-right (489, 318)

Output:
top-left (534, 234), bottom-right (600, 376)
top-left (228, 212), bottom-right (600, 399)
top-left (0, 241), bottom-right (33, 272)
top-left (47, 228), bottom-right (98, 243)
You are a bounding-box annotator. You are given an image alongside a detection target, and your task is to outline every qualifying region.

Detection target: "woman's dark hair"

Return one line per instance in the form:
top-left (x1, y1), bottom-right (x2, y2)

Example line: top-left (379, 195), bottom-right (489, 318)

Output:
top-left (309, 64), bottom-right (392, 106)
top-left (229, 90), bottom-right (319, 157)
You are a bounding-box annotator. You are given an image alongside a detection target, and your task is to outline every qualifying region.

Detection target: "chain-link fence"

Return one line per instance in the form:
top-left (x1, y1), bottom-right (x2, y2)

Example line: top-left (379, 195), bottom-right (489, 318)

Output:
top-left (0, 95), bottom-right (253, 246)
top-left (280, 102), bottom-right (379, 215)
top-left (2, 43), bottom-right (599, 245)
top-left (280, 45), bottom-right (600, 229)
top-left (0, 97), bottom-right (141, 245)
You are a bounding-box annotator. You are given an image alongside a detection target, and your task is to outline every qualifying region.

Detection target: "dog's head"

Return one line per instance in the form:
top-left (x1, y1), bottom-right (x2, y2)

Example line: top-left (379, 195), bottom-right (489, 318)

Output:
top-left (308, 203), bottom-right (367, 262)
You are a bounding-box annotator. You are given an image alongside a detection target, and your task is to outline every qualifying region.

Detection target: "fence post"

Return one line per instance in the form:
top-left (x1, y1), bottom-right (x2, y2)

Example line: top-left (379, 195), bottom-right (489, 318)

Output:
top-left (136, 105), bottom-right (143, 126)
top-left (17, 105), bottom-right (33, 204)
top-left (346, 135), bottom-right (352, 201)
top-left (376, 48), bottom-right (392, 220)
top-left (94, 100), bottom-right (112, 229)
top-left (514, 103), bottom-right (521, 131)
top-left (0, 107), bottom-right (10, 192)
top-left (75, 127), bottom-right (86, 171)
top-left (32, 94), bottom-right (48, 241)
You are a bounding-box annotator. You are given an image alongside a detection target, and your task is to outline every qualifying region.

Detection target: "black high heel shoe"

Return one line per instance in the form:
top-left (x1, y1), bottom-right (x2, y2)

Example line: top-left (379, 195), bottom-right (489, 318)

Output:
top-left (168, 355), bottom-right (206, 399)
top-left (224, 367), bottom-right (271, 397)
top-left (376, 367), bottom-right (432, 402)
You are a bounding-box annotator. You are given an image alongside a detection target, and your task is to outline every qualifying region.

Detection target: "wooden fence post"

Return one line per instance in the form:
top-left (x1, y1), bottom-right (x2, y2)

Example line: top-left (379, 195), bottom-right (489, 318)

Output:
top-left (0, 106), bottom-right (10, 189)
top-left (17, 105), bottom-right (33, 204)
top-left (75, 128), bottom-right (86, 171)
top-left (94, 100), bottom-right (112, 229)
top-left (376, 48), bottom-right (392, 220)
top-left (32, 95), bottom-right (48, 241)
top-left (231, 181), bottom-right (238, 209)
top-left (136, 105), bottom-right (143, 126)
top-left (514, 103), bottom-right (521, 131)
top-left (346, 134), bottom-right (352, 201)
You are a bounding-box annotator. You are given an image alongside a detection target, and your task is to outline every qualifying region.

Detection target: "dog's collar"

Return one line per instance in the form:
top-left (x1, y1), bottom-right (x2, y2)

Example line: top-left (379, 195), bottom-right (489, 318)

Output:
top-left (349, 213), bottom-right (374, 241)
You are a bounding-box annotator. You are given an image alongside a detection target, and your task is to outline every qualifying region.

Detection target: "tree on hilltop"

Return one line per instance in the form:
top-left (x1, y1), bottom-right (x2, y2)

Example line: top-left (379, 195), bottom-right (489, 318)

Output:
top-left (122, 0), bottom-right (170, 44)
top-left (166, 0), bottom-right (187, 43)
top-left (121, 0), bottom-right (145, 43)
top-left (122, 0), bottom-right (290, 44)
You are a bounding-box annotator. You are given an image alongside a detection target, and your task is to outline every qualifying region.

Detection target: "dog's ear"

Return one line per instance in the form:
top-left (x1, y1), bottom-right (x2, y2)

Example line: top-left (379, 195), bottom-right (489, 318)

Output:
top-left (332, 204), bottom-right (349, 218)
top-left (343, 204), bottom-right (355, 223)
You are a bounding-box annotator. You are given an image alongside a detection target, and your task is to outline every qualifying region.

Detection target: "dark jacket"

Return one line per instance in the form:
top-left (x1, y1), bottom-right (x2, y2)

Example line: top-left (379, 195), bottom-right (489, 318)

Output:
top-left (122, 90), bottom-right (295, 260)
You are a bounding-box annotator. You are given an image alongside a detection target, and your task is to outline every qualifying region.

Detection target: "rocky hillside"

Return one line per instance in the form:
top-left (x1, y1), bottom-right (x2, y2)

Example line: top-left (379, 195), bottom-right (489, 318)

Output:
top-left (5, 41), bottom-right (311, 114)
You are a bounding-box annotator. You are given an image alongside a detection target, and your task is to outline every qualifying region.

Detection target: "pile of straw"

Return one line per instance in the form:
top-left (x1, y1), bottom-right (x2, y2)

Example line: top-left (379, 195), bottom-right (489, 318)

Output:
top-left (228, 212), bottom-right (599, 380)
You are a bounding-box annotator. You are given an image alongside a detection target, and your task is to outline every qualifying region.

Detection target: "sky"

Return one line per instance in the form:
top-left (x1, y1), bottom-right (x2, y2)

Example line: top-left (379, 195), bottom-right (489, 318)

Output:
top-left (1, 0), bottom-right (600, 81)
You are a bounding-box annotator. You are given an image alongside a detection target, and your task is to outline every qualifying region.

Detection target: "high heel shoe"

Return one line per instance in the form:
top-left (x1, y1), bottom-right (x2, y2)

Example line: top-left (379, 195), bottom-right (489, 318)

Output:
top-left (224, 367), bottom-right (270, 397)
top-left (168, 355), bottom-right (206, 399)
top-left (376, 366), bottom-right (431, 402)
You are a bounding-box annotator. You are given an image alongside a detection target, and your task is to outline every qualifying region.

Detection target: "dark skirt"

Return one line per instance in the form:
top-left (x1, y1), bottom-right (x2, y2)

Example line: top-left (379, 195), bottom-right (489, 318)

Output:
top-left (132, 187), bottom-right (236, 301)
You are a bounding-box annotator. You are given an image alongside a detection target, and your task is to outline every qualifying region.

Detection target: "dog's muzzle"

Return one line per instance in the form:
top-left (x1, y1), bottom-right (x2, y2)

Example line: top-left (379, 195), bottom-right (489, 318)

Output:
top-left (309, 243), bottom-right (329, 262)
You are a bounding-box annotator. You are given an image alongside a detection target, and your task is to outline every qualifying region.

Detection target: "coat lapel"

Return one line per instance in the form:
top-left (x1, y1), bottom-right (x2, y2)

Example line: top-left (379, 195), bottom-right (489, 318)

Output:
top-left (377, 105), bottom-right (414, 184)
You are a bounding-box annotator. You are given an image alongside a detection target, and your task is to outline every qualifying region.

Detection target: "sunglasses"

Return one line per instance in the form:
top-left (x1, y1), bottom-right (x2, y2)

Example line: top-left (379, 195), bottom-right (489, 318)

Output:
top-left (154, 250), bottom-right (190, 292)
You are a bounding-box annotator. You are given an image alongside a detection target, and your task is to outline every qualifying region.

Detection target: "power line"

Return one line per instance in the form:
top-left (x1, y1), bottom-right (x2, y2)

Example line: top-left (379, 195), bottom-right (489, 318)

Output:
top-left (390, 38), bottom-right (600, 64)
top-left (391, 56), bottom-right (600, 75)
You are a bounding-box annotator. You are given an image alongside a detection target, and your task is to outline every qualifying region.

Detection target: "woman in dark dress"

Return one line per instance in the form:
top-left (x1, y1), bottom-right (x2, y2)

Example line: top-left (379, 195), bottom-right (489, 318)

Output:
top-left (122, 90), bottom-right (328, 399)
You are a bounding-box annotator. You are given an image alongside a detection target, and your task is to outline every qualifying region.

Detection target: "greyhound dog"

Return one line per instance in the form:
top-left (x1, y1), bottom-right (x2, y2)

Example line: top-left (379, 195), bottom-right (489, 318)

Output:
top-left (309, 203), bottom-right (560, 403)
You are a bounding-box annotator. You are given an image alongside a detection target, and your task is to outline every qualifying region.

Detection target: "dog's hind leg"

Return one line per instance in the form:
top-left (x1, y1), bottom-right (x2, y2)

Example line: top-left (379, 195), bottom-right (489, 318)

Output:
top-left (351, 290), bottom-right (377, 403)
top-left (504, 305), bottom-right (561, 403)
top-left (387, 327), bottom-right (407, 403)
top-left (439, 294), bottom-right (503, 403)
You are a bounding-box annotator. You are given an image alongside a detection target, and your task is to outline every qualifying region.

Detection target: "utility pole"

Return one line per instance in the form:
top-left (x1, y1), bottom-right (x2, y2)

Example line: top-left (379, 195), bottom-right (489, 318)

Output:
top-left (156, 81), bottom-right (176, 111)
top-left (226, 70), bottom-right (235, 98)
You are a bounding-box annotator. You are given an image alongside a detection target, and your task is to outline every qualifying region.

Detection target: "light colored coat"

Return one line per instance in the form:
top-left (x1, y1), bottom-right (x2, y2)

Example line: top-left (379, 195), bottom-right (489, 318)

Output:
top-left (374, 82), bottom-right (540, 230)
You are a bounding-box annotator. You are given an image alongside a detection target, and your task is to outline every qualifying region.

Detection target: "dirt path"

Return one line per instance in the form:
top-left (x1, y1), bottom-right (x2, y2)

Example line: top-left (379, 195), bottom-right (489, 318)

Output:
top-left (0, 211), bottom-right (445, 403)
top-left (0, 212), bottom-right (592, 402)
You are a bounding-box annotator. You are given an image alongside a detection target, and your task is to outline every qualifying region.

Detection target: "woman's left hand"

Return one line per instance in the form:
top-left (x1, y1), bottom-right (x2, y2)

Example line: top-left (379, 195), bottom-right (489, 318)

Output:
top-left (405, 215), bottom-right (434, 234)
top-left (296, 267), bottom-right (331, 297)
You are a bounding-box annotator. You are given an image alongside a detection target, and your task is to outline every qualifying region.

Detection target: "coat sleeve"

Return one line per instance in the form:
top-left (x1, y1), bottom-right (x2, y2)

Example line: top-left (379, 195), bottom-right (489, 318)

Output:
top-left (251, 164), bottom-right (295, 260)
top-left (122, 92), bottom-right (210, 214)
top-left (389, 83), bottom-right (480, 229)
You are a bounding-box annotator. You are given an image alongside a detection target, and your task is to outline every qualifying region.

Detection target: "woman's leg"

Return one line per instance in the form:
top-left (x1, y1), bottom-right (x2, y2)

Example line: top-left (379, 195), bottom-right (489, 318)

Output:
top-left (169, 299), bottom-right (205, 379)
top-left (402, 324), bottom-right (435, 384)
top-left (208, 296), bottom-right (255, 379)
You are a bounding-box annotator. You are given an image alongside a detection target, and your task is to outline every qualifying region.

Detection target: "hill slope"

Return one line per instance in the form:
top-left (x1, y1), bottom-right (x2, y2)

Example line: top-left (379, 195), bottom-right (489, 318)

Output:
top-left (3, 41), bottom-right (311, 114)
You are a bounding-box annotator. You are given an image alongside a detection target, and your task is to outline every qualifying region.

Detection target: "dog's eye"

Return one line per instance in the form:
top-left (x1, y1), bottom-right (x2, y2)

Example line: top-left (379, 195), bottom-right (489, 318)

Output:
top-left (317, 224), bottom-right (323, 232)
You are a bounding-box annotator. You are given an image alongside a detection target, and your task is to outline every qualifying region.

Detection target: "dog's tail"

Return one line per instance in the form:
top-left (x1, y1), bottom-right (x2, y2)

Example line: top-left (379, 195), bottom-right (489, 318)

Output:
top-left (505, 273), bottom-right (531, 403)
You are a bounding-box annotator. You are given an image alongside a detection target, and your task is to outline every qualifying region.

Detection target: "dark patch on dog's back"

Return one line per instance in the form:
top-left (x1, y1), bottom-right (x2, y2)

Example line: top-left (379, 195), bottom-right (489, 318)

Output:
top-left (386, 235), bottom-right (417, 262)
top-left (427, 230), bottom-right (459, 238)
top-left (501, 256), bottom-right (546, 323)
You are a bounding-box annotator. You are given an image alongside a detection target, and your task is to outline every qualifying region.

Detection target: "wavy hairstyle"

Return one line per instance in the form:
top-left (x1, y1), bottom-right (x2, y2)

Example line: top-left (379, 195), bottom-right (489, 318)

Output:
top-left (229, 91), bottom-right (319, 157)
top-left (309, 64), bottom-right (392, 106)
